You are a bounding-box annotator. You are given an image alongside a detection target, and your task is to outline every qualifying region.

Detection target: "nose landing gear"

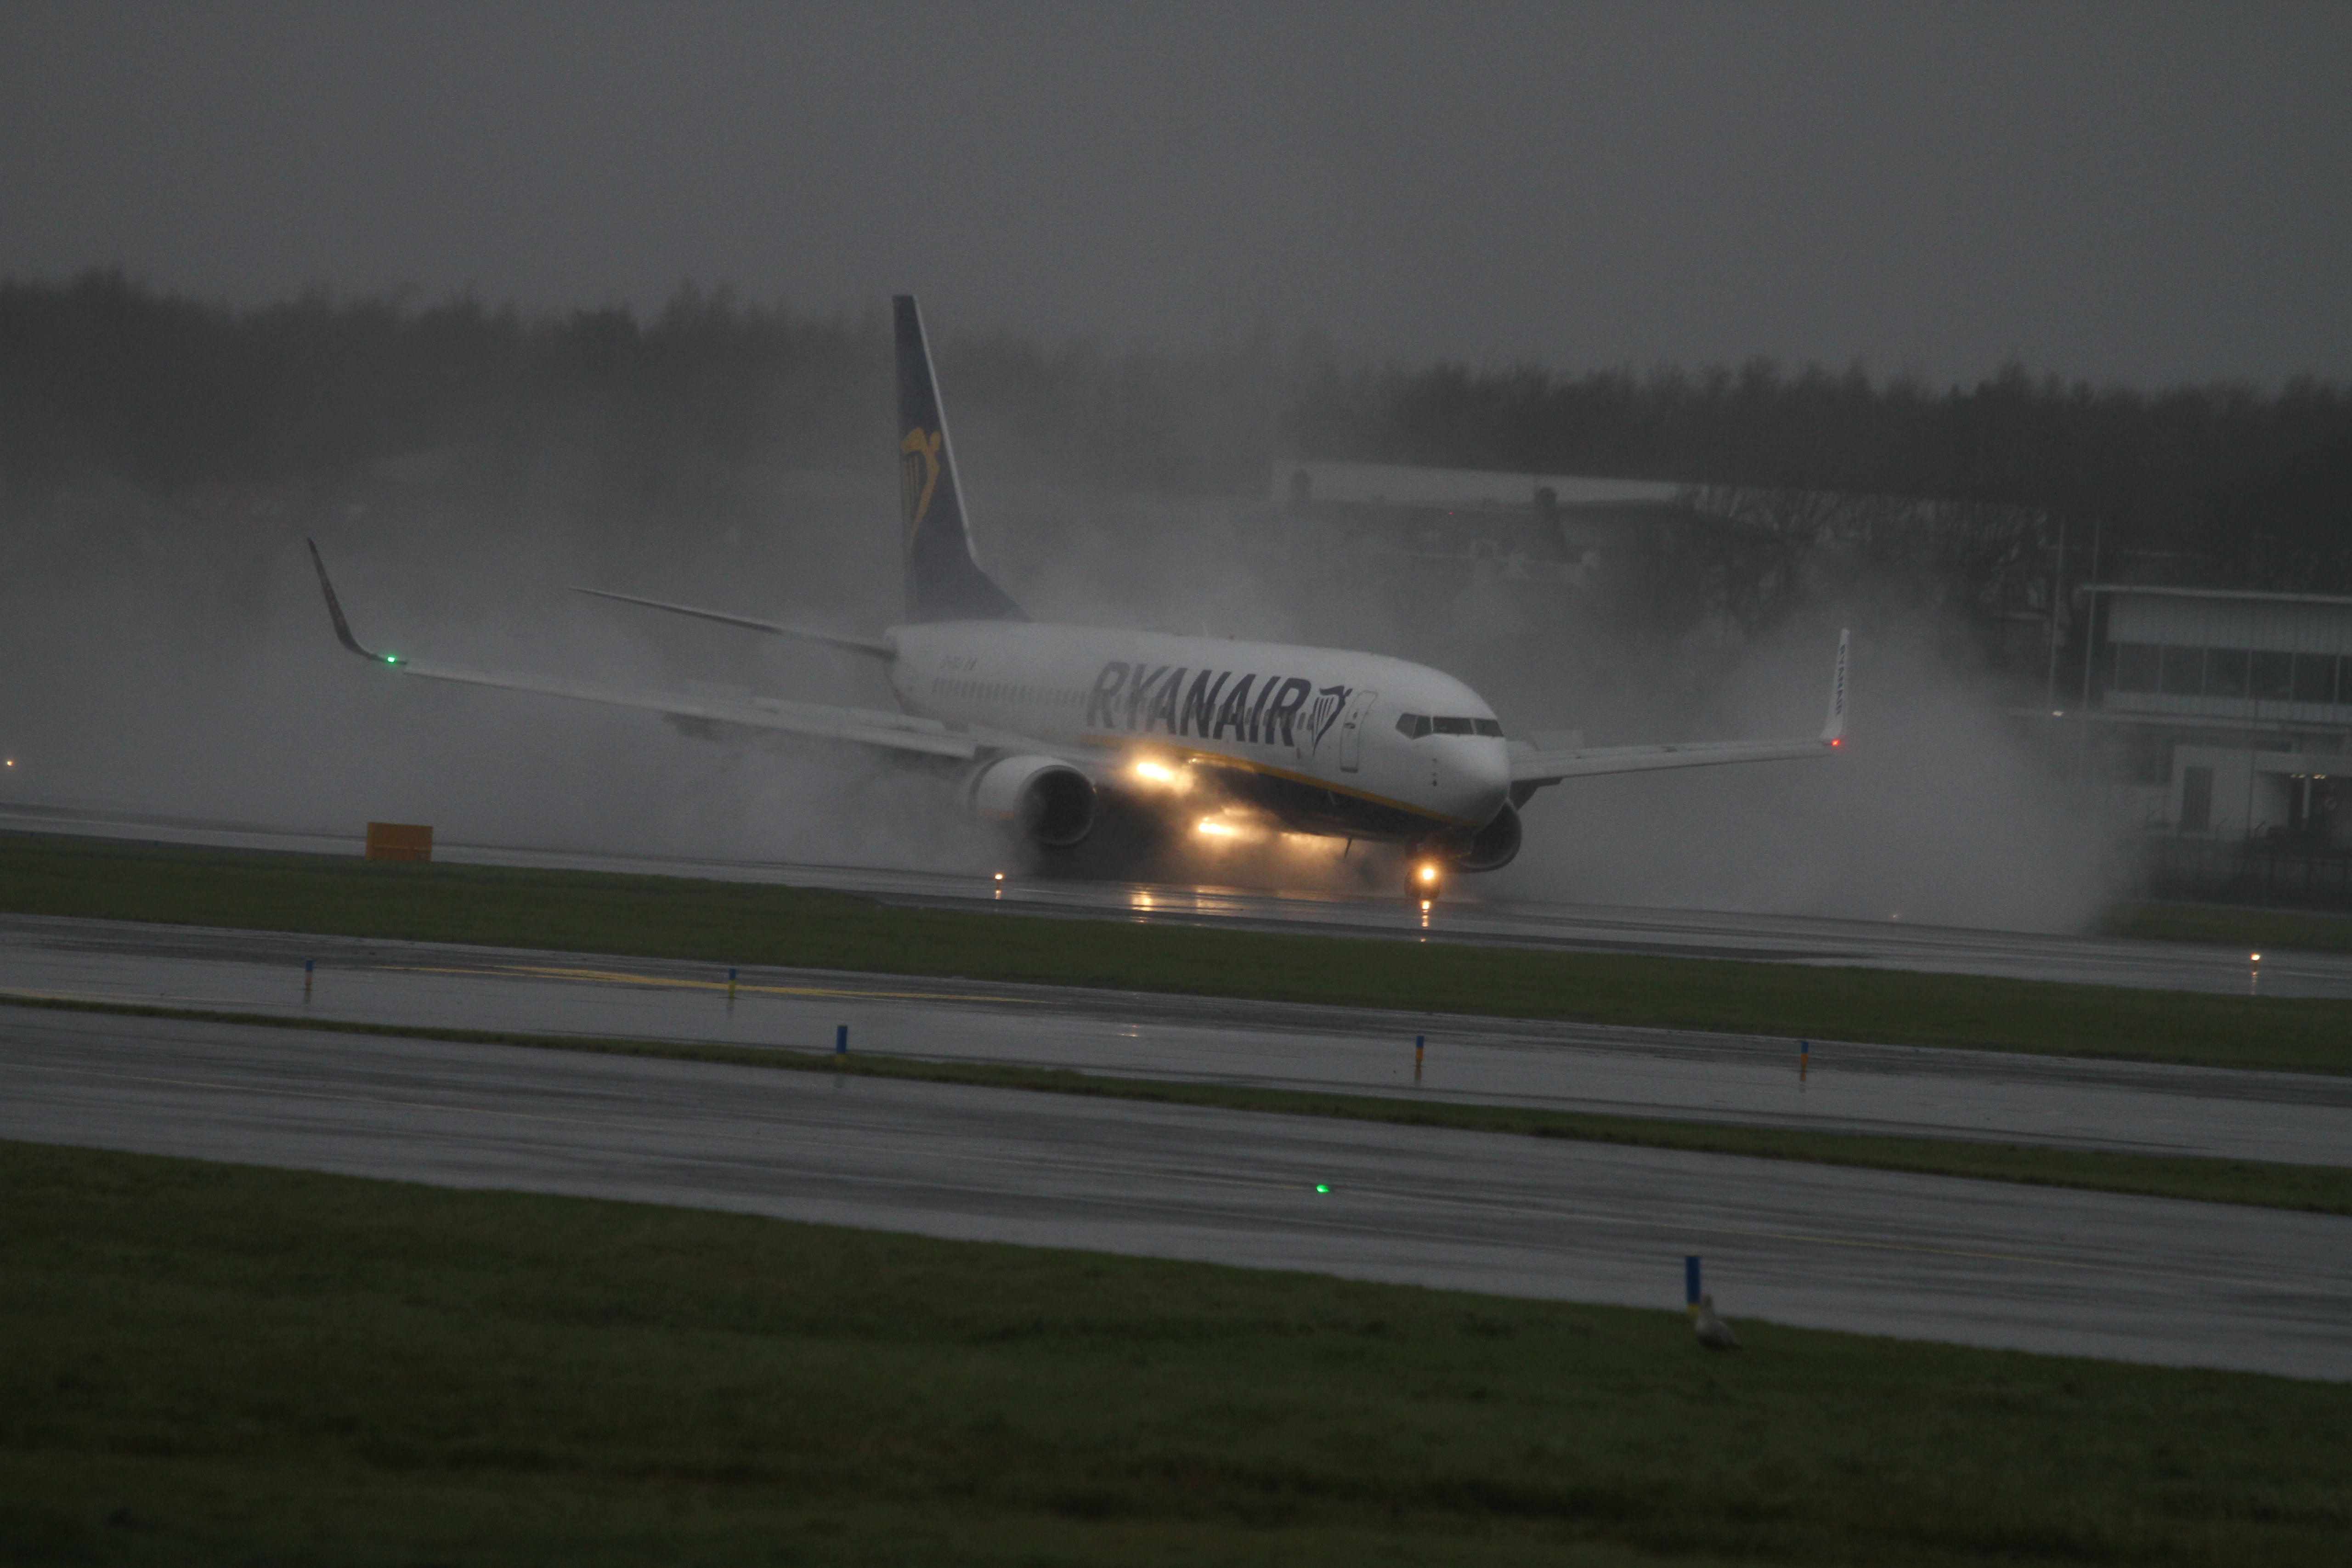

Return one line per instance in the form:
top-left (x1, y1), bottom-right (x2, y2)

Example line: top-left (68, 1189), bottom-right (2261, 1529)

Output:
top-left (1408, 856), bottom-right (1447, 901)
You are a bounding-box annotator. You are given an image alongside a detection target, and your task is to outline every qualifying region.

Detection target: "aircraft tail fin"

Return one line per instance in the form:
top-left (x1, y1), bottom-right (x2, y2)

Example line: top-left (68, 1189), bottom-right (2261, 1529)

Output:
top-left (893, 294), bottom-right (1026, 623)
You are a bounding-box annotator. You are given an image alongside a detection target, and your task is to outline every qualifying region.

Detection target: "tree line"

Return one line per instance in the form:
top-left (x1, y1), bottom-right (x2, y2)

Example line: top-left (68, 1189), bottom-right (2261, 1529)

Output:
top-left (5, 270), bottom-right (2347, 590)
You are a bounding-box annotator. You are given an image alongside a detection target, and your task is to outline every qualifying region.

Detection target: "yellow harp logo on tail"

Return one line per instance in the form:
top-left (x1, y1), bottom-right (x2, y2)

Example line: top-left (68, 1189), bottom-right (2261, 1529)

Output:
top-left (900, 428), bottom-right (943, 543)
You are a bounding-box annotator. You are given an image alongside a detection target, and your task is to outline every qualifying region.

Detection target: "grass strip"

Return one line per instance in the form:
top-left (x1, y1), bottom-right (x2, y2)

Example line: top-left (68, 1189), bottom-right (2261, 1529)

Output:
top-left (13, 989), bottom-right (2347, 1217)
top-left (2103, 900), bottom-right (2352, 956)
top-left (6, 828), bottom-right (2350, 1075)
top-left (4, 1138), bottom-right (2347, 1567)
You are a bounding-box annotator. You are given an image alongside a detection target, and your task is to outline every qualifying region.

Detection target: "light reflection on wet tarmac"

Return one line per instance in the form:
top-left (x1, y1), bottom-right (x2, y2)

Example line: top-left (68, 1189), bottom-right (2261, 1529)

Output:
top-left (6, 913), bottom-right (2346, 1167)
top-left (3, 800), bottom-right (2344, 996)
top-left (6, 1008), bottom-right (2346, 1381)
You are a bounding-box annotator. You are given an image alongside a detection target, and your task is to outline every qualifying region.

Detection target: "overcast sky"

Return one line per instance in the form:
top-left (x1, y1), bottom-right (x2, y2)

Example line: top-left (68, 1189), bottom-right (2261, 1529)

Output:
top-left (4, 3), bottom-right (2346, 387)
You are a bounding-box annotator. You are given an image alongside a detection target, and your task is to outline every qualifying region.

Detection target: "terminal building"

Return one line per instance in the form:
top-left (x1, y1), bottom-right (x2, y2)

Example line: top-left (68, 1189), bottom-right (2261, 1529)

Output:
top-left (1272, 458), bottom-right (2352, 902)
top-left (1268, 458), bottom-right (1688, 587)
top-left (2078, 584), bottom-right (2352, 903)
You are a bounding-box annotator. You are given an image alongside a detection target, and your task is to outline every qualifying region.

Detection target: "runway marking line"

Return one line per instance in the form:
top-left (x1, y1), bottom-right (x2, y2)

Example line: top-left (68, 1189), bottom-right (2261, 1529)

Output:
top-left (9, 1052), bottom-right (2343, 1303)
top-left (381, 962), bottom-right (1040, 1007)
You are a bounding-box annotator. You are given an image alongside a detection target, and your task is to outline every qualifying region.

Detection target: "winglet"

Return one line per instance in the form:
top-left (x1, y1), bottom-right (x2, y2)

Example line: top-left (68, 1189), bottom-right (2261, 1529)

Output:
top-left (305, 539), bottom-right (393, 663)
top-left (1820, 628), bottom-right (1849, 744)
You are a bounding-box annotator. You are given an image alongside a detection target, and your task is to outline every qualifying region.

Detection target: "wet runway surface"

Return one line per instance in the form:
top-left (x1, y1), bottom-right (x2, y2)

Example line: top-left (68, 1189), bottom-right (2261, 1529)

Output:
top-left (6, 912), bottom-right (2349, 1166)
top-left (6, 1006), bottom-right (2346, 1380)
top-left (4, 799), bottom-right (2346, 996)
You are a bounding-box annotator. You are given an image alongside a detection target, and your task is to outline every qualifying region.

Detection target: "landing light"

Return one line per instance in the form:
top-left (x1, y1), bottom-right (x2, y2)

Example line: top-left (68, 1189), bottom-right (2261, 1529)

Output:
top-left (1416, 863), bottom-right (1440, 883)
top-left (1196, 818), bottom-right (1238, 837)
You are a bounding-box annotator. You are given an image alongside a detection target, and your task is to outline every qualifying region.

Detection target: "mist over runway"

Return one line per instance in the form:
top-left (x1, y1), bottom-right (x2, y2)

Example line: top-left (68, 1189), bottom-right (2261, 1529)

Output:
top-left (4, 1005), bottom-right (2345, 1381)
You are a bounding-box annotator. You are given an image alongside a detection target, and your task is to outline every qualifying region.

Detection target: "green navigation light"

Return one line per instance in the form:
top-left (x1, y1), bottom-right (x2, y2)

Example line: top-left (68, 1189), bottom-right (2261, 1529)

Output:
top-left (1314, 1183), bottom-right (1330, 1194)
top-left (383, 654), bottom-right (398, 664)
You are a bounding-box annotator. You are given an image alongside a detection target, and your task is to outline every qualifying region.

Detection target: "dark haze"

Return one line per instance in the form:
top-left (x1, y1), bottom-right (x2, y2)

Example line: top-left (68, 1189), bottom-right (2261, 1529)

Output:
top-left (5, 7), bottom-right (2348, 929)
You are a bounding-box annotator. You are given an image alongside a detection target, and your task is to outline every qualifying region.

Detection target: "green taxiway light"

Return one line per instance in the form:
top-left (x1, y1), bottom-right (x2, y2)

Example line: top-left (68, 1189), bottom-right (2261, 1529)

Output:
top-left (1314, 1183), bottom-right (1330, 1194)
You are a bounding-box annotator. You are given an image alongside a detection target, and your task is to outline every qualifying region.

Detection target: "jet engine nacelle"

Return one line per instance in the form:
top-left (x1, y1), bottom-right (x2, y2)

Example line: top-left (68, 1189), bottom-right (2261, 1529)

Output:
top-left (1452, 801), bottom-right (1522, 872)
top-left (965, 754), bottom-right (1097, 848)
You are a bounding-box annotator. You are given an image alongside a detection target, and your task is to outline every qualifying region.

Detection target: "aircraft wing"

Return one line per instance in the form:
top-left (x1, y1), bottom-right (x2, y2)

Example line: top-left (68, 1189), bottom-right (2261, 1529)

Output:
top-left (307, 541), bottom-right (979, 763)
top-left (1512, 629), bottom-right (1848, 787)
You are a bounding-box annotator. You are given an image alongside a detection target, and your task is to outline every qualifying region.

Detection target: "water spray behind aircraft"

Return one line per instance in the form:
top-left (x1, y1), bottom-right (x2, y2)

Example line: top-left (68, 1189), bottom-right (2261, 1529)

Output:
top-left (301, 296), bottom-right (1848, 892)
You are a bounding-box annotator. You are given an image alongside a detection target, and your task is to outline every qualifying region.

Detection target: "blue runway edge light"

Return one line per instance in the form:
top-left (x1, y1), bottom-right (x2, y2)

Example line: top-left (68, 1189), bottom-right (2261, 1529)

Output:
top-left (1685, 1255), bottom-right (1702, 1309)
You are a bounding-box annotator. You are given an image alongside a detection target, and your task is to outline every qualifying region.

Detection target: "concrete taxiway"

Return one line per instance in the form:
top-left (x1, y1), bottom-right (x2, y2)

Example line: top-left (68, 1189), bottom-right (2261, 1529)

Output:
top-left (3, 799), bottom-right (2343, 997)
top-left (5, 913), bottom-right (2347, 1166)
top-left (6, 1006), bottom-right (2346, 1380)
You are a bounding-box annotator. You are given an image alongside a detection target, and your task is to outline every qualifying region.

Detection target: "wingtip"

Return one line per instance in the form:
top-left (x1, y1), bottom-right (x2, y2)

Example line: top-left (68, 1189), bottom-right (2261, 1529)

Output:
top-left (305, 539), bottom-right (381, 662)
top-left (1820, 628), bottom-right (1851, 745)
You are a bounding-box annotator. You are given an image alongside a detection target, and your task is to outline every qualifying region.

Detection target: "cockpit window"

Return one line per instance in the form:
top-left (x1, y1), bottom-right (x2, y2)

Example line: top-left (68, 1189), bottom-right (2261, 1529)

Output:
top-left (1401, 713), bottom-right (1503, 739)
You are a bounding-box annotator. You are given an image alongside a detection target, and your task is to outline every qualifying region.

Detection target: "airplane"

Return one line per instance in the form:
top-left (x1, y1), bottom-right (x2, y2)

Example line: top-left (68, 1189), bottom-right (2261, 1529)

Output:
top-left (308, 294), bottom-right (1846, 895)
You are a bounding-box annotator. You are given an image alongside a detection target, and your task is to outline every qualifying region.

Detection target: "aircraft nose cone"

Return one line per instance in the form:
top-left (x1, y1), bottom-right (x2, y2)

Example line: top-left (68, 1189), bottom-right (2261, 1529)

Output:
top-left (1442, 741), bottom-right (1512, 822)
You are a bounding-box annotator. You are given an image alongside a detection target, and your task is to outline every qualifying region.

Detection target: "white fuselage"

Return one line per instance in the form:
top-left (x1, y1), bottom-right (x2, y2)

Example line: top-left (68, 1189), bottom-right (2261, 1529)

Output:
top-left (887, 621), bottom-right (1513, 840)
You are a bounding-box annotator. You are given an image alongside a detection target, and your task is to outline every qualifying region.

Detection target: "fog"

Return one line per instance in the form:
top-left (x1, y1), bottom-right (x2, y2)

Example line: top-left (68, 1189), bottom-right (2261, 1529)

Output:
top-left (22, 0), bottom-right (2320, 928)
top-left (5, 5), bottom-right (2347, 387)
top-left (1, 397), bottom-right (2119, 932)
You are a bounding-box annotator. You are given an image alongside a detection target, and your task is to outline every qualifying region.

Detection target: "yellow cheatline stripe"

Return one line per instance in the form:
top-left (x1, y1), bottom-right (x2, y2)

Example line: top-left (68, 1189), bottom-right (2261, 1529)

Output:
top-left (1176, 749), bottom-right (1483, 827)
top-left (890, 697), bottom-right (1482, 832)
top-left (1029, 731), bottom-right (1480, 828)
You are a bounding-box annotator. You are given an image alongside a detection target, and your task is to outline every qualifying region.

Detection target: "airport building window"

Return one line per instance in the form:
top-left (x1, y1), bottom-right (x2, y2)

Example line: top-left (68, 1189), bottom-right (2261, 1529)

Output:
top-left (2182, 766), bottom-right (2214, 832)
top-left (2109, 642), bottom-right (2350, 705)
top-left (2251, 651), bottom-right (2293, 701)
top-left (2205, 648), bottom-right (2249, 698)
top-left (2159, 646), bottom-right (2204, 696)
